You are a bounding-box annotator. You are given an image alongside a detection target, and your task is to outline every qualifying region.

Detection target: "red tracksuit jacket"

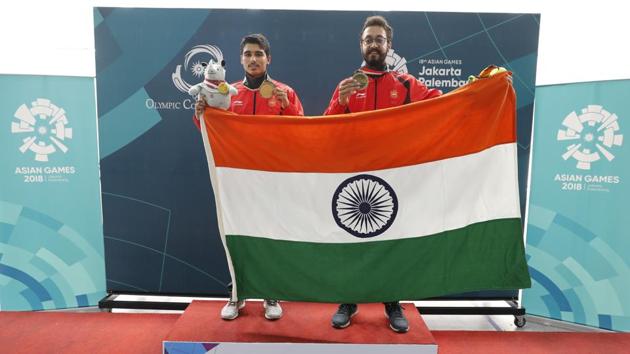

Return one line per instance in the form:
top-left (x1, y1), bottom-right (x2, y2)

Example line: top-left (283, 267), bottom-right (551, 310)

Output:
top-left (229, 78), bottom-right (304, 116)
top-left (323, 67), bottom-right (441, 115)
top-left (193, 76), bottom-right (304, 129)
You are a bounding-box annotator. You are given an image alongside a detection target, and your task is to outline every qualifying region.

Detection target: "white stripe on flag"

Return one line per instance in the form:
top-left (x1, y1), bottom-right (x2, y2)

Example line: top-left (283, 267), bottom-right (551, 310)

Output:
top-left (216, 143), bottom-right (520, 244)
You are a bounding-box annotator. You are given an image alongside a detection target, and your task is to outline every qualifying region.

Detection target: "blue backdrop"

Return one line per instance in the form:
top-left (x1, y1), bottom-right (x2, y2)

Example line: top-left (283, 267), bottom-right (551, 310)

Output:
top-left (94, 8), bottom-right (540, 296)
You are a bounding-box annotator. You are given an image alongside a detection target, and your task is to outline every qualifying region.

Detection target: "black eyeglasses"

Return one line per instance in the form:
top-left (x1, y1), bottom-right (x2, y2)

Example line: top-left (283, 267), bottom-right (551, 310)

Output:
top-left (361, 36), bottom-right (388, 46)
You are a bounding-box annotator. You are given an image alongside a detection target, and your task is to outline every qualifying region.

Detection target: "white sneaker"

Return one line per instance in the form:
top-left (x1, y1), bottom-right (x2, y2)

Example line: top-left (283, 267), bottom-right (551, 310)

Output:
top-left (263, 300), bottom-right (283, 320)
top-left (221, 300), bottom-right (245, 320)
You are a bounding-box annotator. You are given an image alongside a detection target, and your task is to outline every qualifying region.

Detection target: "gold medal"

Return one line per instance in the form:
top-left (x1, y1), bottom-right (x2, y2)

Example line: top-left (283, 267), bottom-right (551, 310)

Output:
top-left (260, 80), bottom-right (276, 99)
top-left (217, 82), bottom-right (229, 95)
top-left (352, 71), bottom-right (369, 90)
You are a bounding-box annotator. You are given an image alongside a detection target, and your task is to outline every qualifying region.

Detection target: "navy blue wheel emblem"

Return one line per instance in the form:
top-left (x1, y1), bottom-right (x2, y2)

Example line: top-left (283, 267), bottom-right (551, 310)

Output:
top-left (332, 174), bottom-right (398, 238)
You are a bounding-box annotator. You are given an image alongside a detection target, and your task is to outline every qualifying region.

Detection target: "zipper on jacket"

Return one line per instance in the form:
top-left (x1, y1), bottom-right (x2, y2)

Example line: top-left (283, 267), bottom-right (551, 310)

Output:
top-left (373, 77), bottom-right (378, 110)
top-left (253, 92), bottom-right (257, 115)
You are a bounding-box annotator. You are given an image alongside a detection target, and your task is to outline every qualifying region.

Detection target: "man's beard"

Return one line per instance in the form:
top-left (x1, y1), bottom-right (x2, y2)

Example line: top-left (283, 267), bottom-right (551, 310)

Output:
top-left (363, 48), bottom-right (387, 69)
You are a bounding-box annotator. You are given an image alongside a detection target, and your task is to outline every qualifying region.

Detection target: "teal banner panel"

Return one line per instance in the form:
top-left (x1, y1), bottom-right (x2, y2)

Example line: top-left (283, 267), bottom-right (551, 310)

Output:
top-left (0, 74), bottom-right (105, 310)
top-left (524, 79), bottom-right (630, 331)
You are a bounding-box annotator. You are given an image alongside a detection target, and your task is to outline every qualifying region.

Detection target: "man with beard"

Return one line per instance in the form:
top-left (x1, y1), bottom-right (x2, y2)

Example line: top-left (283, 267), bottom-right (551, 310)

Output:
top-left (323, 16), bottom-right (441, 333)
top-left (194, 33), bottom-right (304, 321)
top-left (324, 16), bottom-right (441, 115)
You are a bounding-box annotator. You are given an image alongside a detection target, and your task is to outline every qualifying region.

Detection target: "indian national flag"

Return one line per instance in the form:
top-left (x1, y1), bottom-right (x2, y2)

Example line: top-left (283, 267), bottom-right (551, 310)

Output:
top-left (200, 72), bottom-right (531, 303)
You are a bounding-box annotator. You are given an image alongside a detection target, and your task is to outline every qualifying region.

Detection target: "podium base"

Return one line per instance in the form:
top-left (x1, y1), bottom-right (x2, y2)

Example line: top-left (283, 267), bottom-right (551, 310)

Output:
top-left (164, 300), bottom-right (437, 353)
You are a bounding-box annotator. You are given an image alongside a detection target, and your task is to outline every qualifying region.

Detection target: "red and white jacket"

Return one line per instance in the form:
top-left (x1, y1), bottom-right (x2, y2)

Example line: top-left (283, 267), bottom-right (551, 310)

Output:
top-left (323, 67), bottom-right (441, 115)
top-left (229, 77), bottom-right (303, 116)
top-left (193, 75), bottom-right (304, 129)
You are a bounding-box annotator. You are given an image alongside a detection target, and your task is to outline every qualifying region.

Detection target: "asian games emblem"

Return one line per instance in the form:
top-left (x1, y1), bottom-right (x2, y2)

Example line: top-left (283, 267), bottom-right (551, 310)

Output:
top-left (557, 105), bottom-right (623, 170)
top-left (11, 98), bottom-right (72, 162)
top-left (332, 174), bottom-right (398, 238)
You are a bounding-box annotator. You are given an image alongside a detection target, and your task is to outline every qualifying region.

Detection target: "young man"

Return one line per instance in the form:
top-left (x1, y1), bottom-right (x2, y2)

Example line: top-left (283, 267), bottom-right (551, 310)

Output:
top-left (194, 33), bottom-right (304, 320)
top-left (323, 16), bottom-right (441, 333)
top-left (194, 34), bottom-right (303, 121)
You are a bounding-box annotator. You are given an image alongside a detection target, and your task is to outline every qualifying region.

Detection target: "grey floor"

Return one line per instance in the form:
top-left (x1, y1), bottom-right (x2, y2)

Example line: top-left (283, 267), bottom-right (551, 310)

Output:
top-left (54, 296), bottom-right (609, 333)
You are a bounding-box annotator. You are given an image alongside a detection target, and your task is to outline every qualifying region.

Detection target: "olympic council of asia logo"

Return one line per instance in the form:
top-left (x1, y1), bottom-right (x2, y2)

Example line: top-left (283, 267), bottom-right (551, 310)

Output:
top-left (332, 174), bottom-right (398, 238)
top-left (557, 105), bottom-right (623, 170)
top-left (11, 98), bottom-right (73, 162)
top-left (172, 44), bottom-right (225, 93)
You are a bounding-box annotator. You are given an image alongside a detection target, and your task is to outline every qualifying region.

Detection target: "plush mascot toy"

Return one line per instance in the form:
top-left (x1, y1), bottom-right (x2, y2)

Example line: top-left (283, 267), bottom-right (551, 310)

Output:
top-left (188, 59), bottom-right (237, 110)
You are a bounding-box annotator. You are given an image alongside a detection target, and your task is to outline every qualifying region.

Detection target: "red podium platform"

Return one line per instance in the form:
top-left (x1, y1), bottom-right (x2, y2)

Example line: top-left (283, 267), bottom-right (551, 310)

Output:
top-left (164, 300), bottom-right (437, 353)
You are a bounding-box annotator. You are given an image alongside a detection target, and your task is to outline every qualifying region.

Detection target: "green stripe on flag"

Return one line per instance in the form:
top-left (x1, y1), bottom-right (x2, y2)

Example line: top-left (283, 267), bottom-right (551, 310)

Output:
top-left (227, 218), bottom-right (531, 303)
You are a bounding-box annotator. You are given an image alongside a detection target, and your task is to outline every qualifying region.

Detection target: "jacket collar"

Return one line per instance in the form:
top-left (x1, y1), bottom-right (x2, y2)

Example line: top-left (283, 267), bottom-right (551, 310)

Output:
top-left (359, 66), bottom-right (389, 78)
top-left (243, 72), bottom-right (270, 89)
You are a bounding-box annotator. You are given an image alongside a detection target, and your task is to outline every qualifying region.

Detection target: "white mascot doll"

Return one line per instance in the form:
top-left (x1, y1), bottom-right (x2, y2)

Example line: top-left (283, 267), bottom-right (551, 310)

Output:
top-left (188, 59), bottom-right (237, 111)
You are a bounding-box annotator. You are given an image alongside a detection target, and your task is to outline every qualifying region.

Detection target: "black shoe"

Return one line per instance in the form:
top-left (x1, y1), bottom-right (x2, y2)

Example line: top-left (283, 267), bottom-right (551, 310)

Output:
top-left (331, 303), bottom-right (358, 329)
top-left (384, 302), bottom-right (409, 333)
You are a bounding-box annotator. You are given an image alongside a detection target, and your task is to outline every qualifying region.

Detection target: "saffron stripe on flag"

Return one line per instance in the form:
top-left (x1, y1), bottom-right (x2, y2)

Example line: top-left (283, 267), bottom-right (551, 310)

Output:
top-left (203, 73), bottom-right (516, 172)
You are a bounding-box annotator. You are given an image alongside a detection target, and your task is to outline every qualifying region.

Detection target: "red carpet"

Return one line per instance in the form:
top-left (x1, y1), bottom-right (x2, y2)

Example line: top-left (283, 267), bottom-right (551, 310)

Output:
top-left (433, 330), bottom-right (630, 354)
top-left (165, 300), bottom-right (435, 344)
top-left (1, 304), bottom-right (630, 354)
top-left (0, 311), bottom-right (178, 354)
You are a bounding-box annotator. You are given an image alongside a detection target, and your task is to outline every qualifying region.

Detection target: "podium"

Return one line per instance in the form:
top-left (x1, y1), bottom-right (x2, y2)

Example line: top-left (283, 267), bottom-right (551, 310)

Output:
top-left (164, 300), bottom-right (437, 353)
